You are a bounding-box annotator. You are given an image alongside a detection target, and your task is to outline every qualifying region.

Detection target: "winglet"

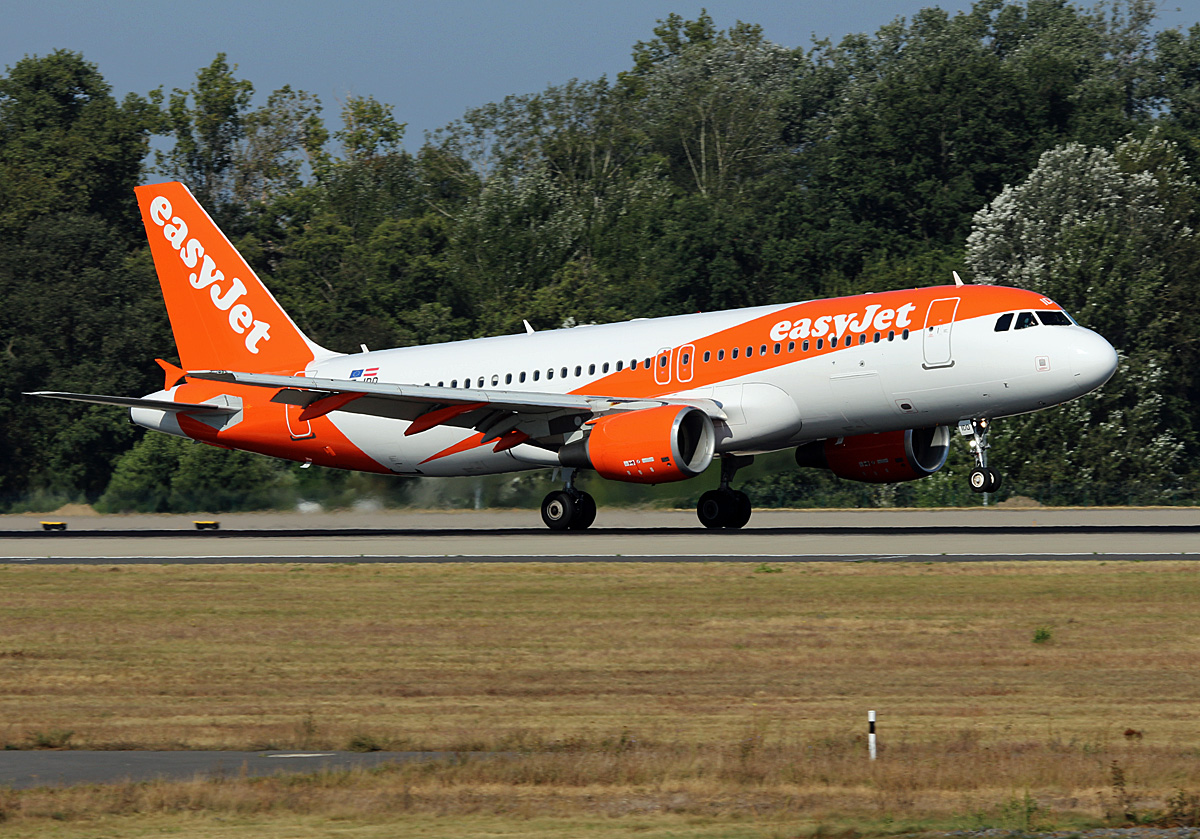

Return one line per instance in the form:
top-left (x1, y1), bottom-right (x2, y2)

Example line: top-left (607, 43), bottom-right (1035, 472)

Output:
top-left (155, 358), bottom-right (187, 391)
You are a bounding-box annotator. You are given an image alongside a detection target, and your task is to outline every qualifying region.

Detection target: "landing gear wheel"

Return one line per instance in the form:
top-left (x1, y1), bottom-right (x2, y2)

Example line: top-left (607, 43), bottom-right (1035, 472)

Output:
top-left (969, 466), bottom-right (1003, 493)
top-left (569, 491), bottom-right (596, 530)
top-left (985, 467), bottom-right (1002, 493)
top-left (696, 489), bottom-right (753, 530)
top-left (969, 467), bottom-right (989, 493)
top-left (541, 490), bottom-right (576, 531)
top-left (727, 491), bottom-right (752, 530)
top-left (697, 490), bottom-right (728, 529)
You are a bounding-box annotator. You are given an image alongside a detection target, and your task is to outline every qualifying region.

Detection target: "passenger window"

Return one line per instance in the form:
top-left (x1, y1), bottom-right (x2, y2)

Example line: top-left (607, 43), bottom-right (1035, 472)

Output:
top-left (873, 333), bottom-right (880, 343)
top-left (746, 346), bottom-right (753, 357)
top-left (451, 379), bottom-right (457, 388)
top-left (519, 371), bottom-right (526, 383)
top-left (505, 373), bottom-right (512, 384)
top-left (644, 358), bottom-right (651, 369)
top-left (547, 369), bottom-right (554, 380)
top-left (492, 375), bottom-right (499, 386)
top-left (888, 331), bottom-right (895, 341)
top-left (616, 360), bottom-right (623, 371)
top-left (995, 313), bottom-right (1014, 331)
top-left (589, 363), bottom-right (595, 375)
top-left (772, 343), bottom-right (780, 354)
top-left (1015, 311), bottom-right (1038, 330)
top-left (817, 338), bottom-right (824, 349)
top-left (659, 356), bottom-right (667, 368)
top-left (760, 344), bottom-right (767, 356)
top-left (718, 349), bottom-right (725, 360)
top-left (479, 377), bottom-right (485, 387)
top-left (533, 370), bottom-right (540, 381)
top-left (703, 351), bottom-right (711, 362)
top-left (802, 340), bottom-right (809, 351)
top-left (788, 341), bottom-right (795, 352)
top-left (859, 334), bottom-right (866, 345)
top-left (681, 353), bottom-right (690, 365)
top-left (561, 367), bottom-right (568, 378)
top-left (602, 362), bottom-right (609, 373)
top-left (630, 359), bottom-right (637, 370)
top-left (902, 329), bottom-right (909, 340)
top-left (574, 366), bottom-right (581, 377)
top-left (732, 348), bottom-right (739, 359)
top-left (1038, 310), bottom-right (1071, 326)
top-left (438, 381), bottom-right (444, 387)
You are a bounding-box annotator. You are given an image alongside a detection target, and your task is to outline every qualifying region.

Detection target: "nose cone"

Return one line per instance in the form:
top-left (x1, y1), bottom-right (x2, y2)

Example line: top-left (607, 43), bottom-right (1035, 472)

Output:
top-left (1069, 328), bottom-right (1119, 395)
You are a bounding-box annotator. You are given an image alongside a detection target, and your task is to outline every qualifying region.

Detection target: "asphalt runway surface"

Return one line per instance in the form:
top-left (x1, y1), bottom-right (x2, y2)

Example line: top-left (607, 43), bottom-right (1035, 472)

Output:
top-left (1, 507), bottom-right (1198, 562)
top-left (0, 750), bottom-right (463, 789)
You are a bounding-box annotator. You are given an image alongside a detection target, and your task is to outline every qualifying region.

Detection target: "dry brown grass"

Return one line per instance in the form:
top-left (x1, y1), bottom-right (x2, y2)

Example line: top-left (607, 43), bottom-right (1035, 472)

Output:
top-left (2, 560), bottom-right (1200, 835)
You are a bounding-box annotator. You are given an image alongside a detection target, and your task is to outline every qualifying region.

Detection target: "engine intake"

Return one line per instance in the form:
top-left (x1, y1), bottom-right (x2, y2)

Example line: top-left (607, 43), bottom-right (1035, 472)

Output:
top-left (560, 405), bottom-right (715, 484)
top-left (795, 426), bottom-right (951, 483)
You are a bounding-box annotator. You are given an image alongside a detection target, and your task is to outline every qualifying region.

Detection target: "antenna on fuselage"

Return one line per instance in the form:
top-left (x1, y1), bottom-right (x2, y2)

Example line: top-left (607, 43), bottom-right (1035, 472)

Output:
top-left (952, 271), bottom-right (965, 287)
top-left (523, 319), bottom-right (535, 334)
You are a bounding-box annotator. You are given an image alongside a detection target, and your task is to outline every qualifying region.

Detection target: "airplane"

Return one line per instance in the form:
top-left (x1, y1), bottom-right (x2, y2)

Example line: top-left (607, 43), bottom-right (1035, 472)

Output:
top-left (29, 181), bottom-right (1119, 529)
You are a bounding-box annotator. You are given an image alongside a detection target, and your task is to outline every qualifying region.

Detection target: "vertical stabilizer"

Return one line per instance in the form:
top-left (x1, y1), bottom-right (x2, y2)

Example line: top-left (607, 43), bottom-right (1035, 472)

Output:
top-left (135, 182), bottom-right (330, 373)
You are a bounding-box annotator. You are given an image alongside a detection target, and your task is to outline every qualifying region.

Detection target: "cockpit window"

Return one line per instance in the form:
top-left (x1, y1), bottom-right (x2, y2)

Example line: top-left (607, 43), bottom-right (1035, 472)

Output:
top-left (994, 313), bottom-right (1014, 332)
top-left (1037, 310), bottom-right (1072, 326)
top-left (1014, 311), bottom-right (1039, 330)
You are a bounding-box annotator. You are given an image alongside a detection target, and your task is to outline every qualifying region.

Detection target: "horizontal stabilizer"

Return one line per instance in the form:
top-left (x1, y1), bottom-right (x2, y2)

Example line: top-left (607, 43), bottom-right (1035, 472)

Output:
top-left (25, 391), bottom-right (240, 414)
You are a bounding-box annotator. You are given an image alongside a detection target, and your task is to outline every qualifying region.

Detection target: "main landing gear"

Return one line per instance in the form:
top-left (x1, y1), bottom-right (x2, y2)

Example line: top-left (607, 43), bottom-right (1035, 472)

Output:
top-left (961, 418), bottom-right (1003, 494)
top-left (540, 468), bottom-right (597, 531)
top-left (697, 454), bottom-right (754, 530)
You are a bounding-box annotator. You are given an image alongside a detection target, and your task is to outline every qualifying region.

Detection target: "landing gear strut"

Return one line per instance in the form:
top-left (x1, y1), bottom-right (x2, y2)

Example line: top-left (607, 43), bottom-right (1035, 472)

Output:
top-left (697, 454), bottom-right (754, 530)
top-left (541, 468), bottom-right (597, 531)
top-left (961, 418), bottom-right (1002, 494)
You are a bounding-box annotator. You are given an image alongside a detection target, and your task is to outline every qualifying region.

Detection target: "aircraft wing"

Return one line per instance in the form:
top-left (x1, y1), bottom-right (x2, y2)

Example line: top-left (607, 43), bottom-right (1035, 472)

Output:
top-left (26, 391), bottom-right (240, 414)
top-left (187, 370), bottom-right (726, 446)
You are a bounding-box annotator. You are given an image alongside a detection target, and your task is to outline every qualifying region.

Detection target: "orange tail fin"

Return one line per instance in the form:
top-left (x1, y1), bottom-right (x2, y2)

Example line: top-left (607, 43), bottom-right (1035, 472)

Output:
top-left (135, 182), bottom-right (330, 373)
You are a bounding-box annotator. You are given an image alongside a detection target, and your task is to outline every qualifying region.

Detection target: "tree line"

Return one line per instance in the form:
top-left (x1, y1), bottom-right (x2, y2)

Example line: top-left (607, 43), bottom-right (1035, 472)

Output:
top-left (2, 0), bottom-right (1199, 512)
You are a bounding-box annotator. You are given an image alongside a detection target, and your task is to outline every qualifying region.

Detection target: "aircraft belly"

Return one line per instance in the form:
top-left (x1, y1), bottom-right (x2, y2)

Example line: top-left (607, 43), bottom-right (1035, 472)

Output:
top-left (715, 381), bottom-right (803, 451)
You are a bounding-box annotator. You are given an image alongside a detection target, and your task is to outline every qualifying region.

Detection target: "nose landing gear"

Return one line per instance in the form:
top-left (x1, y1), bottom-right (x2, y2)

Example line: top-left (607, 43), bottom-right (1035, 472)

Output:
top-left (540, 468), bottom-right (597, 531)
top-left (960, 418), bottom-right (1002, 494)
top-left (697, 454), bottom-right (754, 529)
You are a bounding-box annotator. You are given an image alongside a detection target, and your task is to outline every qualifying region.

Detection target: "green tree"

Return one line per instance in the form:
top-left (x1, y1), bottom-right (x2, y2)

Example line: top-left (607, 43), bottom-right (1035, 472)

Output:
top-left (0, 53), bottom-right (164, 508)
top-left (967, 133), bottom-right (1200, 501)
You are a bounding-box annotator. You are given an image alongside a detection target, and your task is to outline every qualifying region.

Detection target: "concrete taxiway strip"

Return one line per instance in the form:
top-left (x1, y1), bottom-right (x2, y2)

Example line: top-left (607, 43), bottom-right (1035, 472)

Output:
top-left (0, 750), bottom-right (465, 789)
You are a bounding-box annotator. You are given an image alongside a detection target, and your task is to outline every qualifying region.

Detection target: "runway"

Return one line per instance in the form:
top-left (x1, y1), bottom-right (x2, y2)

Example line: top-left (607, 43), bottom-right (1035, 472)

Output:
top-left (1, 508), bottom-right (1198, 562)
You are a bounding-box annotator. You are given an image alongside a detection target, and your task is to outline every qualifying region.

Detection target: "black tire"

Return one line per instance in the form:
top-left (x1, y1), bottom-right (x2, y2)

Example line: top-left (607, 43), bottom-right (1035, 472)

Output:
top-left (697, 490), bottom-right (728, 529)
top-left (569, 491), bottom-right (597, 530)
top-left (985, 467), bottom-right (1003, 494)
top-left (541, 490), bottom-right (576, 531)
top-left (726, 491), bottom-right (752, 529)
top-left (968, 467), bottom-right (989, 493)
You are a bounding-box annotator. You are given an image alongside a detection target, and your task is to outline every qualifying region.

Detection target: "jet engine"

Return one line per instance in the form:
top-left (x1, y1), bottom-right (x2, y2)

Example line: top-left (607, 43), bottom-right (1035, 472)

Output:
top-left (794, 426), bottom-right (951, 483)
top-left (559, 405), bottom-right (715, 484)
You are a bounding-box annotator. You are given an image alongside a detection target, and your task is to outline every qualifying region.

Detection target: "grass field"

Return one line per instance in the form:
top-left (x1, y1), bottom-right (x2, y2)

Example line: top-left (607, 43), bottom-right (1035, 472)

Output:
top-left (2, 559), bottom-right (1200, 837)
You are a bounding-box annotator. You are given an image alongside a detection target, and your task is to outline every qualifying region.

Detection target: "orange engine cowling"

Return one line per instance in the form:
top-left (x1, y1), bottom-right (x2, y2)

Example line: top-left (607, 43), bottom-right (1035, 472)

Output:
top-left (559, 405), bottom-right (715, 484)
top-left (794, 426), bottom-right (951, 483)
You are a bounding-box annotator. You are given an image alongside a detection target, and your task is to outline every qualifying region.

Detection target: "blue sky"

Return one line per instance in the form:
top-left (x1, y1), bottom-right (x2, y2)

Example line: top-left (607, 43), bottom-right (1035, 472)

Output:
top-left (3, 1), bottom-right (1196, 146)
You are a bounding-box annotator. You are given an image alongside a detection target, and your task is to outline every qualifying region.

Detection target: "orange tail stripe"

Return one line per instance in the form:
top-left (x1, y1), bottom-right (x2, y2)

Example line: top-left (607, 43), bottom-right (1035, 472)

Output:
top-left (405, 402), bottom-right (486, 436)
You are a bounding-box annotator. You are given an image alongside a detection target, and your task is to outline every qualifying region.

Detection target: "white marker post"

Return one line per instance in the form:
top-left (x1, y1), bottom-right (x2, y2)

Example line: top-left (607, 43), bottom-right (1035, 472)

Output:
top-left (868, 710), bottom-right (877, 760)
